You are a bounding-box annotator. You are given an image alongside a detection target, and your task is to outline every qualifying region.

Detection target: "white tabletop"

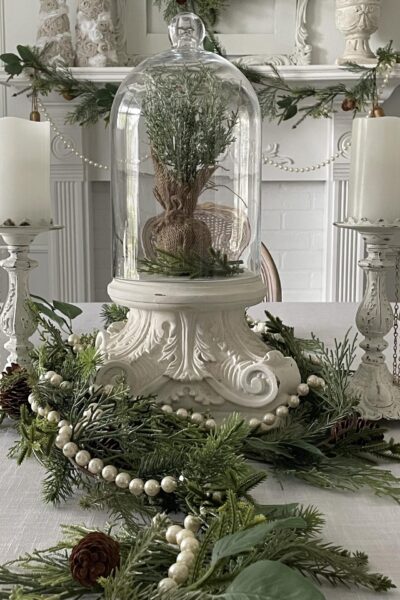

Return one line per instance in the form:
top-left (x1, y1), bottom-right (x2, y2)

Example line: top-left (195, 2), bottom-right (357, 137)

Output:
top-left (1, 302), bottom-right (400, 599)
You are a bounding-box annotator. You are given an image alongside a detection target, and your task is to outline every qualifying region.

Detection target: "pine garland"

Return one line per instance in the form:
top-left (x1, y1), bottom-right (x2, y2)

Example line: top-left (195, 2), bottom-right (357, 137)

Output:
top-left (0, 39), bottom-right (399, 127)
top-left (1, 301), bottom-right (400, 596)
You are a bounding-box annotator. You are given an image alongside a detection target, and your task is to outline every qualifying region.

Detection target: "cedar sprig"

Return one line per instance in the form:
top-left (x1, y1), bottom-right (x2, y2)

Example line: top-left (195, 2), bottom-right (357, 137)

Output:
top-left (142, 66), bottom-right (238, 184)
top-left (139, 247), bottom-right (243, 278)
top-left (100, 303), bottom-right (129, 328)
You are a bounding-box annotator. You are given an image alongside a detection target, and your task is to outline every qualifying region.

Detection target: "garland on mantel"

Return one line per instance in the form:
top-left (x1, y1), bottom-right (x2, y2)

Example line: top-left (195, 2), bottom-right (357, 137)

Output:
top-left (0, 13), bottom-right (399, 128)
top-left (0, 300), bottom-right (400, 597)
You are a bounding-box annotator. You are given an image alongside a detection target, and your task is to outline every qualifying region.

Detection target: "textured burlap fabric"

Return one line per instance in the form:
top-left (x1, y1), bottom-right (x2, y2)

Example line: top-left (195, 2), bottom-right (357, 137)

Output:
top-left (152, 153), bottom-right (216, 258)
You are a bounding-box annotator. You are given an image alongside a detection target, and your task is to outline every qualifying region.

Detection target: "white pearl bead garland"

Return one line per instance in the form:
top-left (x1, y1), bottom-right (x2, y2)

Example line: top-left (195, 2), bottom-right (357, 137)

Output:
top-left (47, 410), bottom-right (60, 424)
top-left (183, 515), bottom-right (201, 533)
top-left (37, 98), bottom-right (109, 171)
top-left (168, 562), bottom-right (189, 583)
top-left (175, 529), bottom-right (194, 546)
top-left (102, 465), bottom-right (118, 482)
top-left (176, 550), bottom-right (195, 565)
top-left (88, 458), bottom-right (104, 474)
top-left (161, 476), bottom-right (177, 493)
top-left (33, 399), bottom-right (182, 502)
top-left (50, 373), bottom-right (63, 387)
top-left (144, 479), bottom-right (161, 497)
top-left (166, 525), bottom-right (182, 545)
top-left (62, 442), bottom-right (78, 458)
top-left (263, 62), bottom-right (394, 173)
top-left (162, 513), bottom-right (202, 589)
top-left (180, 536), bottom-right (200, 553)
top-left (158, 578), bottom-right (178, 593)
top-left (75, 450), bottom-right (91, 467)
top-left (129, 478), bottom-right (145, 496)
top-left (36, 60), bottom-right (394, 181)
top-left (115, 472), bottom-right (131, 489)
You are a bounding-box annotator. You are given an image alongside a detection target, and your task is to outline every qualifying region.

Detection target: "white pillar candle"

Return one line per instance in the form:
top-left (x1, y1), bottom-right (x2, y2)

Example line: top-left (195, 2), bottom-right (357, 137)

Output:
top-left (0, 117), bottom-right (51, 226)
top-left (348, 116), bottom-right (400, 223)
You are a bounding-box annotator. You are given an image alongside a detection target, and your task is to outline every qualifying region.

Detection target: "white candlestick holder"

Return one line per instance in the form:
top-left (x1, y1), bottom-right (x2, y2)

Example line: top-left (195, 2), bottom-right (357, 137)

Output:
top-left (0, 226), bottom-right (62, 369)
top-left (335, 221), bottom-right (400, 419)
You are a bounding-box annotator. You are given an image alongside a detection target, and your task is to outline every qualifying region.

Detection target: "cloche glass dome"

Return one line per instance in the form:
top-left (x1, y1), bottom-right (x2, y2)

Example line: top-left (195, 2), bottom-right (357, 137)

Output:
top-left (111, 12), bottom-right (261, 281)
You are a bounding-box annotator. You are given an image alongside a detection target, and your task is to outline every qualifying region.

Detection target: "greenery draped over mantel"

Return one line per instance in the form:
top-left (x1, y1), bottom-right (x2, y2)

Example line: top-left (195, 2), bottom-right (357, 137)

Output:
top-left (0, 1), bottom-right (399, 127)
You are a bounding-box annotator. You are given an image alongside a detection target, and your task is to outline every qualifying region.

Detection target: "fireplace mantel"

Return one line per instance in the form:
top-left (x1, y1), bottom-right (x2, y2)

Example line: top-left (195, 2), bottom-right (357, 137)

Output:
top-left (3, 64), bottom-right (400, 86)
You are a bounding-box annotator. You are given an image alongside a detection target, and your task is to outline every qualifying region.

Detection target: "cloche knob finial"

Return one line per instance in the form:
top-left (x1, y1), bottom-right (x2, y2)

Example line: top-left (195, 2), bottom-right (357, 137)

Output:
top-left (169, 12), bottom-right (206, 49)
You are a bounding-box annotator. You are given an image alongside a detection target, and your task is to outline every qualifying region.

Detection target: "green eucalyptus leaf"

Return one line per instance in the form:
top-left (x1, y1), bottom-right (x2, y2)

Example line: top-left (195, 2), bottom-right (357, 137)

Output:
top-left (220, 560), bottom-right (325, 600)
top-left (17, 45), bottom-right (35, 63)
top-left (290, 440), bottom-right (325, 457)
top-left (53, 300), bottom-right (83, 320)
top-left (277, 96), bottom-right (293, 108)
top-left (32, 301), bottom-right (68, 329)
top-left (283, 104), bottom-right (298, 120)
top-left (31, 294), bottom-right (54, 309)
top-left (4, 63), bottom-right (23, 76)
top-left (211, 517), bottom-right (306, 564)
top-left (0, 52), bottom-right (21, 64)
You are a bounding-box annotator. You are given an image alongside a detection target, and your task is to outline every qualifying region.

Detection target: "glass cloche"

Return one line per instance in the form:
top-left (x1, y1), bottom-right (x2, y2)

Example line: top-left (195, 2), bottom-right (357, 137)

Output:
top-left (111, 12), bottom-right (261, 281)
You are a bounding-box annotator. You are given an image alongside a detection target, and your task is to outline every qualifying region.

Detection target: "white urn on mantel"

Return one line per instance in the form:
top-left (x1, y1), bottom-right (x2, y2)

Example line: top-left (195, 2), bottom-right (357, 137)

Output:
top-left (95, 13), bottom-right (301, 417)
top-left (335, 0), bottom-right (381, 65)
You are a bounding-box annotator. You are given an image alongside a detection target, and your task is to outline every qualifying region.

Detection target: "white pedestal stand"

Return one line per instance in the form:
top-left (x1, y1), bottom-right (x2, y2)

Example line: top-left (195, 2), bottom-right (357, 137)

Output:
top-left (96, 274), bottom-right (301, 417)
top-left (0, 226), bottom-right (62, 369)
top-left (335, 222), bottom-right (400, 419)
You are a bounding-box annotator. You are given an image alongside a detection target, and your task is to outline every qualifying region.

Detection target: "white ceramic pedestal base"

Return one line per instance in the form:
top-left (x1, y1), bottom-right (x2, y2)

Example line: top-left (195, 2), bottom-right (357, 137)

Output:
top-left (335, 223), bottom-right (400, 420)
top-left (96, 274), bottom-right (301, 417)
top-left (0, 226), bottom-right (62, 369)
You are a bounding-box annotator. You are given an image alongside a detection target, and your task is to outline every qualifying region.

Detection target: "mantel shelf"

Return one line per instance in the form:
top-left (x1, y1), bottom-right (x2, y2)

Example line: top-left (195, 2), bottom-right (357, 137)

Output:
top-left (2, 64), bottom-right (400, 88)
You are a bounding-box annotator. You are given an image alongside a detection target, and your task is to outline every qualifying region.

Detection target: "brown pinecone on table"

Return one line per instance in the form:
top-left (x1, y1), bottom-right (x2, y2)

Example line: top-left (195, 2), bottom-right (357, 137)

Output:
top-left (0, 363), bottom-right (31, 419)
top-left (330, 414), bottom-right (382, 445)
top-left (70, 531), bottom-right (120, 588)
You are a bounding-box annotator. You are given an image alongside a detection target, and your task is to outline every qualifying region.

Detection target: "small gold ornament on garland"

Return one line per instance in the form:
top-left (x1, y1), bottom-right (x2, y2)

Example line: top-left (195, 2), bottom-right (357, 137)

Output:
top-left (370, 104), bottom-right (385, 117)
top-left (69, 531), bottom-right (120, 588)
top-left (0, 364), bottom-right (32, 420)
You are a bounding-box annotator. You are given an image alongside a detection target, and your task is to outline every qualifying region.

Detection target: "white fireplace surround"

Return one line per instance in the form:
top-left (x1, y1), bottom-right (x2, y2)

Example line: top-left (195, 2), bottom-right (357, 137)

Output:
top-left (0, 64), bottom-right (400, 304)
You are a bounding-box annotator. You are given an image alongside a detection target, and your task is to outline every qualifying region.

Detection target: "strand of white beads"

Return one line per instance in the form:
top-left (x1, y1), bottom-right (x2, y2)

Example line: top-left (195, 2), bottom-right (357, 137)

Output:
top-left (28, 367), bottom-right (321, 500)
top-left (158, 515), bottom-right (202, 592)
top-left (37, 98), bottom-right (109, 171)
top-left (159, 380), bottom-right (310, 433)
top-left (263, 61), bottom-right (395, 173)
top-left (29, 382), bottom-right (178, 499)
top-left (37, 61), bottom-right (394, 176)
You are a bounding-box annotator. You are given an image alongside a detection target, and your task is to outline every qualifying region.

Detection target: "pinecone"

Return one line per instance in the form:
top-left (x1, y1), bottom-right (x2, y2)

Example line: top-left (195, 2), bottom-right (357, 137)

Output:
top-left (70, 532), bottom-right (120, 588)
top-left (0, 364), bottom-right (31, 419)
top-left (341, 97), bottom-right (357, 112)
top-left (330, 415), bottom-right (383, 445)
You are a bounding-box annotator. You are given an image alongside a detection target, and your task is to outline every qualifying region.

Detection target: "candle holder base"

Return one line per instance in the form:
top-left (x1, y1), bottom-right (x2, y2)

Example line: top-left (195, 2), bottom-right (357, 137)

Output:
top-left (348, 363), bottom-right (400, 420)
top-left (335, 222), bottom-right (400, 420)
top-left (0, 225), bottom-right (62, 369)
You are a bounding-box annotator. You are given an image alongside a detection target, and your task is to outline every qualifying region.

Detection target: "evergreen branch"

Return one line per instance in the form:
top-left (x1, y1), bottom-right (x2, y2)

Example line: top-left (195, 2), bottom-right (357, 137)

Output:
top-left (100, 304), bottom-right (129, 328)
top-left (139, 248), bottom-right (243, 278)
top-left (1, 40), bottom-right (399, 129)
top-left (142, 66), bottom-right (238, 184)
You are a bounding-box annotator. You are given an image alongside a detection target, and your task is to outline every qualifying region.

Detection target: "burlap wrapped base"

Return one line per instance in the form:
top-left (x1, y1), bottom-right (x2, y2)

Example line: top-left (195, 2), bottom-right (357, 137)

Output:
top-left (155, 216), bottom-right (212, 259)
